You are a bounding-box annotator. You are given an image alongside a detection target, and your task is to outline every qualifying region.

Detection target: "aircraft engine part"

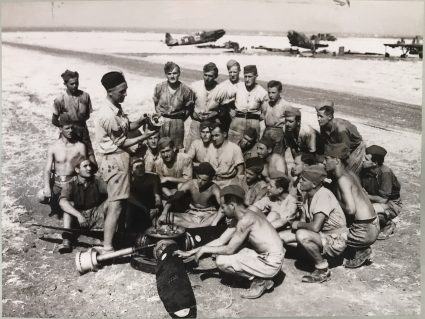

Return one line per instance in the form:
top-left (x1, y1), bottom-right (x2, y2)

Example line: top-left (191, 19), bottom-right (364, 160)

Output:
top-left (131, 225), bottom-right (194, 273)
top-left (75, 245), bottom-right (155, 275)
top-left (156, 241), bottom-right (197, 318)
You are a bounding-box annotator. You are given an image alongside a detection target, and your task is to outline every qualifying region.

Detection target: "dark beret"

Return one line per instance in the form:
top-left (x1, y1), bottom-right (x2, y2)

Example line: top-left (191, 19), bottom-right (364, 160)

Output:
top-left (101, 71), bottom-right (126, 90)
top-left (366, 145), bottom-right (387, 158)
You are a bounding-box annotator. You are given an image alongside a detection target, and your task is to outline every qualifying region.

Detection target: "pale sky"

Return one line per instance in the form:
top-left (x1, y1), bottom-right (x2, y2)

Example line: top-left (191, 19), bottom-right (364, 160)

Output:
top-left (1, 0), bottom-right (424, 36)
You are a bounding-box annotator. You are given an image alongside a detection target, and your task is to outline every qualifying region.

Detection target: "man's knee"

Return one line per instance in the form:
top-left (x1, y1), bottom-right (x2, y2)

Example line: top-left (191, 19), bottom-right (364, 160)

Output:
top-left (215, 255), bottom-right (233, 273)
top-left (295, 229), bottom-right (314, 246)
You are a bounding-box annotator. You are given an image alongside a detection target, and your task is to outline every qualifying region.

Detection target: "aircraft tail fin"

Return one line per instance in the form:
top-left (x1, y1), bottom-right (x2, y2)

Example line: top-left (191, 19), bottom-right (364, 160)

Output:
top-left (165, 32), bottom-right (173, 45)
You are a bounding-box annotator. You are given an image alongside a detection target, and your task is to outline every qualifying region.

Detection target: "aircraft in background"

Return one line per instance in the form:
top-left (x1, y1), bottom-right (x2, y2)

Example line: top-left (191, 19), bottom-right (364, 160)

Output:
top-left (287, 30), bottom-right (333, 52)
top-left (165, 29), bottom-right (226, 46)
top-left (333, 0), bottom-right (350, 7)
top-left (384, 36), bottom-right (423, 58)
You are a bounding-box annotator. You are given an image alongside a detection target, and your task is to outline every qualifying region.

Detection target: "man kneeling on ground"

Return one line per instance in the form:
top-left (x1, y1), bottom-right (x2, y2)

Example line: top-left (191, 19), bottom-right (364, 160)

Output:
top-left (158, 162), bottom-right (223, 228)
top-left (58, 157), bottom-right (109, 253)
top-left (323, 143), bottom-right (379, 268)
top-left (360, 145), bottom-right (402, 240)
top-left (175, 185), bottom-right (284, 299)
top-left (280, 165), bottom-right (348, 283)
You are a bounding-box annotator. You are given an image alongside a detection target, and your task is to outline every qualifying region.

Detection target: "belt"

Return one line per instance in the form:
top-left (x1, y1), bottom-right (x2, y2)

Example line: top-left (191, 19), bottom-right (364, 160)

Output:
top-left (234, 112), bottom-right (261, 120)
top-left (353, 216), bottom-right (377, 224)
top-left (53, 174), bottom-right (75, 183)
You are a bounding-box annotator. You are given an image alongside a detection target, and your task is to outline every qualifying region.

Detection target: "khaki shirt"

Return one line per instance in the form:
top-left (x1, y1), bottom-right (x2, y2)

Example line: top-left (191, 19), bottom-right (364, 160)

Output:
top-left (204, 141), bottom-right (244, 178)
top-left (53, 90), bottom-right (93, 124)
top-left (154, 152), bottom-right (193, 180)
top-left (234, 83), bottom-right (268, 114)
top-left (95, 99), bottom-right (130, 154)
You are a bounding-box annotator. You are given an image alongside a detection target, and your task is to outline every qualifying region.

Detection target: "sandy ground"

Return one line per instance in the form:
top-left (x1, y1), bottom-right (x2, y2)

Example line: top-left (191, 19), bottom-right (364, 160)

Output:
top-left (1, 39), bottom-right (421, 318)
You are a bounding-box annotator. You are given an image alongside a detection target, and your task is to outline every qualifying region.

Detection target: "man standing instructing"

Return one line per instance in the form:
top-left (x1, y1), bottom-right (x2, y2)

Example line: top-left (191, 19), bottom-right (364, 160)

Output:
top-left (95, 71), bottom-right (153, 253)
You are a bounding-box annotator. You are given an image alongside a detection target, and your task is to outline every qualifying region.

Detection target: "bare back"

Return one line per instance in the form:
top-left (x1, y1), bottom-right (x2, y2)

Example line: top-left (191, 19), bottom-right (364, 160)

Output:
top-left (239, 210), bottom-right (284, 255)
top-left (337, 170), bottom-right (376, 221)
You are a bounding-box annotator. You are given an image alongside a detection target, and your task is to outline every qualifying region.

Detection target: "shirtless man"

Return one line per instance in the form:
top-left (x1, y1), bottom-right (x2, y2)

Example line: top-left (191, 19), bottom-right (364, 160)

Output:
top-left (58, 158), bottom-right (108, 253)
top-left (52, 69), bottom-right (97, 166)
top-left (316, 101), bottom-right (365, 175)
top-left (37, 117), bottom-right (87, 217)
top-left (323, 143), bottom-right (379, 268)
top-left (249, 173), bottom-right (297, 231)
top-left (154, 137), bottom-right (193, 198)
top-left (256, 136), bottom-right (288, 179)
top-left (175, 185), bottom-right (284, 299)
top-left (159, 162), bottom-right (222, 228)
top-left (204, 122), bottom-right (244, 188)
top-left (280, 165), bottom-right (348, 283)
top-left (186, 121), bottom-right (212, 167)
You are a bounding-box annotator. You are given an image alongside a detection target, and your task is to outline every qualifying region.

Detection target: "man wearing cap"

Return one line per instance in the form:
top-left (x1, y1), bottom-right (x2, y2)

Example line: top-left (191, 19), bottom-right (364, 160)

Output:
top-left (158, 162), bottom-right (222, 228)
top-left (154, 137), bottom-right (193, 198)
top-left (187, 62), bottom-right (231, 148)
top-left (175, 185), bottom-right (284, 299)
top-left (52, 69), bottom-right (97, 167)
top-left (58, 157), bottom-right (109, 253)
top-left (249, 173), bottom-right (297, 231)
top-left (37, 117), bottom-right (88, 218)
top-left (323, 143), bottom-right (379, 268)
top-left (261, 80), bottom-right (290, 154)
top-left (361, 145), bottom-right (402, 240)
top-left (283, 106), bottom-right (318, 169)
top-left (238, 127), bottom-right (259, 160)
top-left (228, 65), bottom-right (268, 144)
top-left (281, 165), bottom-right (348, 283)
top-left (186, 121), bottom-right (212, 167)
top-left (256, 136), bottom-right (288, 179)
top-left (204, 122), bottom-right (245, 188)
top-left (316, 100), bottom-right (365, 175)
top-left (95, 71), bottom-right (154, 253)
top-left (237, 157), bottom-right (268, 206)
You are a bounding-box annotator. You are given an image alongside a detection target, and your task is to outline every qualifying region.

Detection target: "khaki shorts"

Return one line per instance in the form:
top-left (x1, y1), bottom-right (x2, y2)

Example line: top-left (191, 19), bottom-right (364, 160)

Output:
top-left (320, 228), bottom-right (349, 258)
top-left (215, 247), bottom-right (284, 279)
top-left (99, 151), bottom-right (130, 201)
top-left (347, 217), bottom-right (380, 249)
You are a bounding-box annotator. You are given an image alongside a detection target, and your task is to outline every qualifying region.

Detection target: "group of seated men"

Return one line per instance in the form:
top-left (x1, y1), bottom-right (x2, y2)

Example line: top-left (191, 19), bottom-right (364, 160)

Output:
top-left (37, 61), bottom-right (401, 299)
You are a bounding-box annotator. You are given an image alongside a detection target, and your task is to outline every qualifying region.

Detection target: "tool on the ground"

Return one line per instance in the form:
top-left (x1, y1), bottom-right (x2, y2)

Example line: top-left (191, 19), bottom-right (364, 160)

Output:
top-left (75, 243), bottom-right (156, 274)
top-left (30, 223), bottom-right (103, 235)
